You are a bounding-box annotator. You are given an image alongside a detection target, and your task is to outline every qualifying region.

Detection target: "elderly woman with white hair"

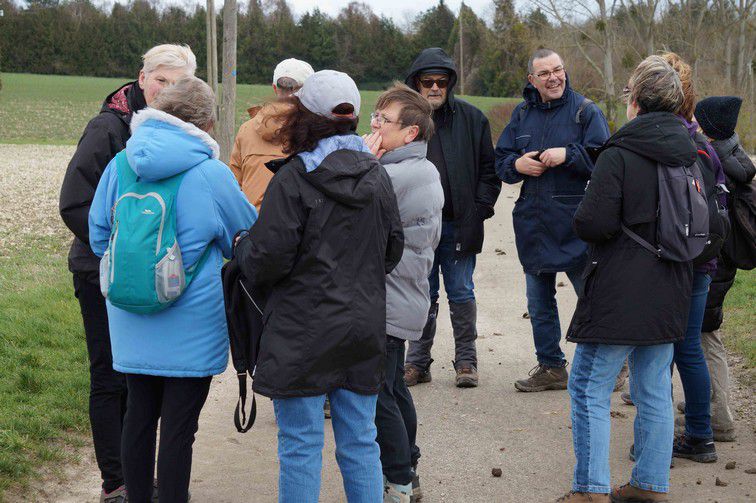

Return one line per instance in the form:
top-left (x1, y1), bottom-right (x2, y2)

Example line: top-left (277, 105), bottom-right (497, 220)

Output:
top-left (557, 55), bottom-right (698, 502)
top-left (89, 76), bottom-right (256, 503)
top-left (59, 43), bottom-right (197, 503)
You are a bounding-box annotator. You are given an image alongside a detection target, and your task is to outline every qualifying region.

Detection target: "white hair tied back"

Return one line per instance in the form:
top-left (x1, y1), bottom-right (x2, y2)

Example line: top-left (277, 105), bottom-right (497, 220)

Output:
top-left (142, 44), bottom-right (197, 76)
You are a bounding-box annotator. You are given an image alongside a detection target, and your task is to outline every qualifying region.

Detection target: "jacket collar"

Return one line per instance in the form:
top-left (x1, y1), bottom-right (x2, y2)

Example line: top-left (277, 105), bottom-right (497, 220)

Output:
top-left (130, 108), bottom-right (220, 160)
top-left (380, 141), bottom-right (428, 165)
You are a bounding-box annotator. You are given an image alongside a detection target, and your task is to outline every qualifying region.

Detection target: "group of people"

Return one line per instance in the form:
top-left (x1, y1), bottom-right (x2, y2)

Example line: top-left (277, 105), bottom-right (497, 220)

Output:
top-left (57, 40), bottom-right (753, 503)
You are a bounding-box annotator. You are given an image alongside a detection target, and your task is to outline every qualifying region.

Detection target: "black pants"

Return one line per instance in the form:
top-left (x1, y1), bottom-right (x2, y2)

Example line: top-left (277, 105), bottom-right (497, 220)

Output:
top-left (73, 272), bottom-right (127, 492)
top-left (376, 336), bottom-right (420, 485)
top-left (122, 374), bottom-right (212, 503)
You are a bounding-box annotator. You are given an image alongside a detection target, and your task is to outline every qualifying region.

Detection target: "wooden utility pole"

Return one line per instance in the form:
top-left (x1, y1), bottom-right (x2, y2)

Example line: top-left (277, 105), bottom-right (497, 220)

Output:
top-left (458, 6), bottom-right (465, 96)
top-left (205, 0), bottom-right (218, 97)
top-left (219, 0), bottom-right (237, 163)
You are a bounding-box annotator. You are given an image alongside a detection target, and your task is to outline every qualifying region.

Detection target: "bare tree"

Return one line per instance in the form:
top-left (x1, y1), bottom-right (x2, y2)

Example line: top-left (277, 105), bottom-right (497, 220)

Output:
top-left (734, 0), bottom-right (755, 87)
top-left (620, 0), bottom-right (663, 56)
top-left (535, 0), bottom-right (621, 123)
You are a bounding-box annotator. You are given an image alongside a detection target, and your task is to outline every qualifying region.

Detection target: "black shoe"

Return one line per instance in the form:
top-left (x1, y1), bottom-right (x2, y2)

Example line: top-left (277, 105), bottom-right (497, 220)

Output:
top-left (672, 434), bottom-right (717, 463)
top-left (628, 444), bottom-right (675, 467)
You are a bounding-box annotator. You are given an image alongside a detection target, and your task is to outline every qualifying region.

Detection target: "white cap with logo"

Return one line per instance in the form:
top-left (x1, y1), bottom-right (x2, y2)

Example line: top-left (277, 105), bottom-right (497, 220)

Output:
top-left (294, 70), bottom-right (361, 120)
top-left (272, 58), bottom-right (315, 87)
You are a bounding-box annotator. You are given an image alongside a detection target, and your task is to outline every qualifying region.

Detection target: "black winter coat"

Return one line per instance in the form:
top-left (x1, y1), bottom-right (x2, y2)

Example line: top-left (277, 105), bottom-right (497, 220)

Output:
top-left (59, 82), bottom-right (146, 275)
top-left (234, 149), bottom-right (404, 399)
top-left (566, 112), bottom-right (696, 346)
top-left (405, 48), bottom-right (501, 255)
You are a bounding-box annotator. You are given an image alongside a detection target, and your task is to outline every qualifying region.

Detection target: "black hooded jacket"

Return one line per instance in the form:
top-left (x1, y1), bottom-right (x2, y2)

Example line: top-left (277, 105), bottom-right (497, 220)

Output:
top-left (234, 148), bottom-right (404, 398)
top-left (566, 112), bottom-right (697, 346)
top-left (59, 81), bottom-right (147, 276)
top-left (405, 48), bottom-right (501, 255)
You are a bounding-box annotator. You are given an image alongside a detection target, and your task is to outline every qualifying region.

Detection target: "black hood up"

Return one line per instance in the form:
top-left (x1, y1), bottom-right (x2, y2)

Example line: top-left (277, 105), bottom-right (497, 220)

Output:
top-left (302, 150), bottom-right (382, 208)
top-left (606, 112), bottom-right (697, 167)
top-left (405, 47), bottom-right (459, 100)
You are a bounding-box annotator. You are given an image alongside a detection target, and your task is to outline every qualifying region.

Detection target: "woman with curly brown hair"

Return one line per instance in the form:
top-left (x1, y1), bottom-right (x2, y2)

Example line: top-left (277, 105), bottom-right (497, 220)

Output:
top-left (233, 70), bottom-right (404, 503)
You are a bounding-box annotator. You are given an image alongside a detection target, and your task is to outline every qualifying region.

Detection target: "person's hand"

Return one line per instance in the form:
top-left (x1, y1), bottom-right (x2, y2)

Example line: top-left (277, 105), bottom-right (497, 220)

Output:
top-left (363, 132), bottom-right (386, 159)
top-left (539, 147), bottom-right (567, 167)
top-left (514, 151), bottom-right (547, 177)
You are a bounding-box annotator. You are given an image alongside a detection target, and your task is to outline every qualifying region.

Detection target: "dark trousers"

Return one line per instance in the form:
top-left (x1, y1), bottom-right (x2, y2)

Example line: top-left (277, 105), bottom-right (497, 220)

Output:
top-left (376, 336), bottom-right (420, 485)
top-left (73, 272), bottom-right (127, 492)
top-left (122, 374), bottom-right (212, 503)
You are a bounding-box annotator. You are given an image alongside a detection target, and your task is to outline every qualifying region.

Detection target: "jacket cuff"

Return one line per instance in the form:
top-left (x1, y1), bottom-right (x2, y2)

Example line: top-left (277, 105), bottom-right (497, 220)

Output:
top-left (476, 203), bottom-right (495, 220)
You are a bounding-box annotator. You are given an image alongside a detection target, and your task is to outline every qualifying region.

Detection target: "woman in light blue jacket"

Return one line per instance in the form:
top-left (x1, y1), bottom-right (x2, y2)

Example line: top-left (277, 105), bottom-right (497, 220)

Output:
top-left (89, 76), bottom-right (256, 503)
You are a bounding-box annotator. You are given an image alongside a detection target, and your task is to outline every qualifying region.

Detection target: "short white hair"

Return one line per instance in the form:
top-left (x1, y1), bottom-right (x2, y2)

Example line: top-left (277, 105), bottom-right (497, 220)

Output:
top-left (142, 44), bottom-right (197, 76)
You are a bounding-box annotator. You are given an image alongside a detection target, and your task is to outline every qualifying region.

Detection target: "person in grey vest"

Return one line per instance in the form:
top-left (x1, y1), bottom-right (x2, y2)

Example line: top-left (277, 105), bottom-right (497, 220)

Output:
top-left (364, 83), bottom-right (443, 503)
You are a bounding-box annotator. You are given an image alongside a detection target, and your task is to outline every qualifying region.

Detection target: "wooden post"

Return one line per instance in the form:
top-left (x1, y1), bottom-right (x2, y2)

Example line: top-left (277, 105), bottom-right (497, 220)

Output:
top-left (206, 0), bottom-right (218, 97)
top-left (219, 0), bottom-right (237, 164)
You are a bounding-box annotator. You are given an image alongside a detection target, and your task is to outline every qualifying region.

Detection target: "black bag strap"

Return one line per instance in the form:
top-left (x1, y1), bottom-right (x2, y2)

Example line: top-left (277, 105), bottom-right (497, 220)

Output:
top-left (234, 372), bottom-right (257, 433)
top-left (575, 97), bottom-right (593, 124)
top-left (621, 223), bottom-right (661, 258)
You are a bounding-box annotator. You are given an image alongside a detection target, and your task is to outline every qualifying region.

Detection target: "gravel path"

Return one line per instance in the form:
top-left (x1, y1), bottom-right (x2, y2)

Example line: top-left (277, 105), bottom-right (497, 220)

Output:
top-left (2, 144), bottom-right (754, 502)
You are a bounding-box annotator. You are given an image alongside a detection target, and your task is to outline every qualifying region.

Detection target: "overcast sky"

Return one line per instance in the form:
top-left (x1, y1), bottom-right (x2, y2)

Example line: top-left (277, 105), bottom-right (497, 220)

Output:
top-left (112, 0), bottom-right (501, 25)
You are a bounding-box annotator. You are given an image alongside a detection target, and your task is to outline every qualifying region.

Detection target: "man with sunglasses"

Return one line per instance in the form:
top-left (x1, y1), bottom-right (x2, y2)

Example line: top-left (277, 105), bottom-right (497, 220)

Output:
top-left (495, 49), bottom-right (610, 393)
top-left (403, 47), bottom-right (501, 389)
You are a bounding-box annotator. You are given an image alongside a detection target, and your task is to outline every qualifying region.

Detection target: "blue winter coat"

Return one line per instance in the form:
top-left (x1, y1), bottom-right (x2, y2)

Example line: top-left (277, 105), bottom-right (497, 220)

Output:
top-left (495, 81), bottom-right (610, 274)
top-left (89, 108), bottom-right (257, 377)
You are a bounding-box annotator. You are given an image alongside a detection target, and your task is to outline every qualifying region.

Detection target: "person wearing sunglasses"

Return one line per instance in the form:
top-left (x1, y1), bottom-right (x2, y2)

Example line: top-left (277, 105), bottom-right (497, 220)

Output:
top-left (494, 49), bottom-right (611, 394)
top-left (402, 47), bottom-right (502, 390)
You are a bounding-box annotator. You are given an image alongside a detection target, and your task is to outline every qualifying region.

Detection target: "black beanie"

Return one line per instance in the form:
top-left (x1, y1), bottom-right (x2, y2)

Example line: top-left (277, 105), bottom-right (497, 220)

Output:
top-left (694, 96), bottom-right (742, 141)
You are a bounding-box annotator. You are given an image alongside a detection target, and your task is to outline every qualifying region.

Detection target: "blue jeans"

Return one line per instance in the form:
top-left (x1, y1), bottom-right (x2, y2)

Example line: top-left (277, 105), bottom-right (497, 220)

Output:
top-left (525, 268), bottom-right (584, 367)
top-left (273, 389), bottom-right (383, 503)
top-left (569, 343), bottom-right (674, 494)
top-left (428, 221), bottom-right (476, 304)
top-left (674, 272), bottom-right (713, 439)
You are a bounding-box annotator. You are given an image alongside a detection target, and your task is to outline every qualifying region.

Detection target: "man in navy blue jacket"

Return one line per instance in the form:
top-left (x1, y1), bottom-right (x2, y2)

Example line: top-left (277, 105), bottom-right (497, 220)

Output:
top-left (495, 49), bottom-right (610, 392)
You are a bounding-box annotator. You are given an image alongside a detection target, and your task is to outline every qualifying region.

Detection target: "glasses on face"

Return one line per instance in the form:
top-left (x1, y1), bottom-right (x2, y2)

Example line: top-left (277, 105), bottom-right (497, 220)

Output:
top-left (418, 77), bottom-right (450, 89)
top-left (533, 66), bottom-right (565, 81)
top-left (622, 85), bottom-right (632, 104)
top-left (370, 112), bottom-right (405, 127)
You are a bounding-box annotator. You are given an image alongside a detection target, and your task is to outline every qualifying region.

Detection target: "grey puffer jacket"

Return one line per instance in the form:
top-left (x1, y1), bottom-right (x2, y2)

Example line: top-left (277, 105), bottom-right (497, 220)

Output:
top-left (382, 142), bottom-right (444, 340)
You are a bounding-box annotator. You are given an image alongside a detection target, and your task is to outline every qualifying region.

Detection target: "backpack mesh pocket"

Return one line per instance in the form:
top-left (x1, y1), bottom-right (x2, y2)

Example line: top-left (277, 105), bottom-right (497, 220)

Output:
top-left (155, 241), bottom-right (186, 303)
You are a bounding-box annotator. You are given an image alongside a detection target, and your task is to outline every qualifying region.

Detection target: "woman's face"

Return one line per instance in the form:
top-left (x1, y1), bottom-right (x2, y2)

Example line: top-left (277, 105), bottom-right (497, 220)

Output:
top-left (139, 66), bottom-right (190, 106)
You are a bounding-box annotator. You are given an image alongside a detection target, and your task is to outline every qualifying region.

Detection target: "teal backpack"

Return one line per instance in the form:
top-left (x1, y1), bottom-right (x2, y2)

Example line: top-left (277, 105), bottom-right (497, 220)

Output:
top-left (99, 151), bottom-right (210, 314)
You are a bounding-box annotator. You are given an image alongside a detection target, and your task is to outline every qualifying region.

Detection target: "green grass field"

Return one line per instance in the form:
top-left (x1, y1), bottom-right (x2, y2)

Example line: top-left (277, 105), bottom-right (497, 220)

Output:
top-left (0, 73), bottom-right (509, 144)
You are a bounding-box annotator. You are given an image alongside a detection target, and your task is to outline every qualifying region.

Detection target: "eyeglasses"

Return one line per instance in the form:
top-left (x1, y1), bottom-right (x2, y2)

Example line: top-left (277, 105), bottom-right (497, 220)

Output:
top-left (370, 112), bottom-right (405, 127)
top-left (418, 77), bottom-right (450, 89)
top-left (532, 66), bottom-right (565, 81)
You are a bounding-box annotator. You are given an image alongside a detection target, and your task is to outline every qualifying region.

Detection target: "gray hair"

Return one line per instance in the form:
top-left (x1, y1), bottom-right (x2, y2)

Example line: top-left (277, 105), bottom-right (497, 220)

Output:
top-left (142, 44), bottom-right (197, 76)
top-left (628, 55), bottom-right (684, 115)
top-left (152, 76), bottom-right (217, 131)
top-left (528, 48), bottom-right (562, 74)
top-left (276, 76), bottom-right (300, 91)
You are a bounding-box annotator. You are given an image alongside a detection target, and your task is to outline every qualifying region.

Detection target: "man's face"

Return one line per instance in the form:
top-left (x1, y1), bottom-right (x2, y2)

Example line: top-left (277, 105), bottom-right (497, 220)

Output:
top-left (139, 66), bottom-right (190, 106)
top-left (416, 73), bottom-right (449, 110)
top-left (527, 54), bottom-right (566, 103)
top-left (370, 102), bottom-right (418, 152)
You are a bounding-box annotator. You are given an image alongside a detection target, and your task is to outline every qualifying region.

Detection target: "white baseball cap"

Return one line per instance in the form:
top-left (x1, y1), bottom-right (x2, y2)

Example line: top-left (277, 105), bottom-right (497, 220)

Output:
top-left (294, 70), bottom-right (361, 120)
top-left (272, 58), bottom-right (315, 87)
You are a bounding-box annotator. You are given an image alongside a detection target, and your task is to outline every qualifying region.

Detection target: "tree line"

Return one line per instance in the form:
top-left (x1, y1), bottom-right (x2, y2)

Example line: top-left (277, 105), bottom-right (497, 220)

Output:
top-left (0, 1), bottom-right (753, 132)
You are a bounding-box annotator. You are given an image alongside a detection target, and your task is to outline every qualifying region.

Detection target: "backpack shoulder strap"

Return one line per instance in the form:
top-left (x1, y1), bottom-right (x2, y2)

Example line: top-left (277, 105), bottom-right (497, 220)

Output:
top-left (518, 103), bottom-right (528, 123)
top-left (575, 97), bottom-right (593, 125)
top-left (114, 151), bottom-right (138, 196)
top-left (621, 223), bottom-right (661, 258)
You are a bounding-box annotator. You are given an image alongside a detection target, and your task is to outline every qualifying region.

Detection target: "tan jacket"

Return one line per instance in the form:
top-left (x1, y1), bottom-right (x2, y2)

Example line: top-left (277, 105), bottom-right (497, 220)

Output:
top-left (229, 102), bottom-right (289, 210)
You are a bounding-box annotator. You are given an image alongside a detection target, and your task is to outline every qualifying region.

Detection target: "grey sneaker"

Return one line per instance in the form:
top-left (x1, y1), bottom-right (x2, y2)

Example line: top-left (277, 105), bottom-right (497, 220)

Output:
top-left (324, 397), bottom-right (331, 419)
top-left (383, 481), bottom-right (411, 503)
top-left (514, 364), bottom-right (568, 392)
top-left (101, 485), bottom-right (127, 503)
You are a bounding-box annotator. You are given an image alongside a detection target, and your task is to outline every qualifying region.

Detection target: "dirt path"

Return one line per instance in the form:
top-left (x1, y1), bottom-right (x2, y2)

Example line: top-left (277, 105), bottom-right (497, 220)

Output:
top-left (4, 144), bottom-right (754, 502)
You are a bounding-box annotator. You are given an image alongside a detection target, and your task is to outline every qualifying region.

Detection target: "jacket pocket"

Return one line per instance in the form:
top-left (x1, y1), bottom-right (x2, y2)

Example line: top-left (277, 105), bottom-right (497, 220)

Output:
top-left (514, 134), bottom-right (531, 154)
top-left (551, 194), bottom-right (584, 207)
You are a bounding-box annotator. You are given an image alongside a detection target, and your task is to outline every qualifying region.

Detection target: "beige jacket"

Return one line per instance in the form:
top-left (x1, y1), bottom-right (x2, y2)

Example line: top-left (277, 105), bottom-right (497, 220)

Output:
top-left (229, 102), bottom-right (289, 211)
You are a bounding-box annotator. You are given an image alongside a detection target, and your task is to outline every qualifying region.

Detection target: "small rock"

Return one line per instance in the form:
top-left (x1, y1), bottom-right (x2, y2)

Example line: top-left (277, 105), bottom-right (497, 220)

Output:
top-left (715, 477), bottom-right (728, 487)
top-left (499, 447), bottom-right (506, 452)
top-left (522, 312), bottom-right (530, 319)
top-left (745, 467), bottom-right (756, 474)
top-left (610, 410), bottom-right (627, 419)
top-left (557, 281), bottom-right (565, 287)
top-left (696, 479), bottom-right (702, 485)
top-left (493, 332), bottom-right (503, 336)
top-left (488, 348), bottom-right (494, 352)
top-left (725, 461), bottom-right (736, 470)
top-left (491, 467), bottom-right (503, 477)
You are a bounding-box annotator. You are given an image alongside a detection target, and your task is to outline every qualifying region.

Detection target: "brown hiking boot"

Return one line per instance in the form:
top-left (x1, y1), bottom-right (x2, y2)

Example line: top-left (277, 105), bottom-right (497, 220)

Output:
top-left (455, 364), bottom-right (478, 388)
top-left (610, 484), bottom-right (669, 502)
top-left (404, 364), bottom-right (431, 387)
top-left (515, 363), bottom-right (568, 392)
top-left (613, 361), bottom-right (628, 392)
top-left (555, 491), bottom-right (610, 502)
